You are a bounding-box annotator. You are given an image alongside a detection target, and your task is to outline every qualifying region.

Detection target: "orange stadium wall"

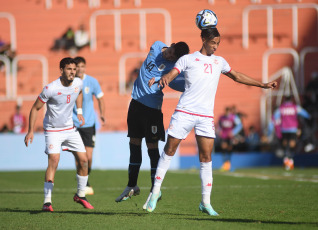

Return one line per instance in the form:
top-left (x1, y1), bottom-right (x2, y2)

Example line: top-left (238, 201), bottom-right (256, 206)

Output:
top-left (1, 0), bottom-right (317, 157)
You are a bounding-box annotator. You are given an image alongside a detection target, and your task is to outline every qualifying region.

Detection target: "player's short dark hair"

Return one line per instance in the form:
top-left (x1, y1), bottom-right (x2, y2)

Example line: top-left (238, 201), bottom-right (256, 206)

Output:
top-left (201, 27), bottom-right (220, 40)
top-left (60, 57), bottom-right (76, 69)
top-left (174, 42), bottom-right (190, 59)
top-left (74, 56), bottom-right (86, 65)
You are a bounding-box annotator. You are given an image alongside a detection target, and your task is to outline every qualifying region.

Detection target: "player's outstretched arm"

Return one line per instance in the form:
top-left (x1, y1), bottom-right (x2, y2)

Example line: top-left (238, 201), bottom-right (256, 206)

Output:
top-left (225, 69), bottom-right (277, 89)
top-left (24, 98), bottom-right (45, 147)
top-left (158, 68), bottom-right (180, 88)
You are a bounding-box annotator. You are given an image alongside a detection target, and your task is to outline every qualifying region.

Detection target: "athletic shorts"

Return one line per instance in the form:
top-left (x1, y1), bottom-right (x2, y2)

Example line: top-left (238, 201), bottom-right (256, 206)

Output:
top-left (281, 132), bottom-right (297, 143)
top-left (167, 110), bottom-right (215, 139)
top-left (127, 99), bottom-right (165, 143)
top-left (77, 125), bottom-right (96, 147)
top-left (44, 127), bottom-right (86, 154)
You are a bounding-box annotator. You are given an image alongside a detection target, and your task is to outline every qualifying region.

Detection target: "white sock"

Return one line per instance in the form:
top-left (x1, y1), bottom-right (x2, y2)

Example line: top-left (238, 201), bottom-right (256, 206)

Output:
top-left (76, 174), bottom-right (88, 197)
top-left (200, 161), bottom-right (212, 205)
top-left (44, 181), bottom-right (54, 204)
top-left (152, 151), bottom-right (173, 194)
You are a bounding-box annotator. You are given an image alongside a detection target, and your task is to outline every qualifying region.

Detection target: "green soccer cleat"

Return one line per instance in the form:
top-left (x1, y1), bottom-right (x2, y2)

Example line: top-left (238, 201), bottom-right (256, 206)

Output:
top-left (199, 202), bottom-right (219, 216)
top-left (146, 191), bottom-right (162, 213)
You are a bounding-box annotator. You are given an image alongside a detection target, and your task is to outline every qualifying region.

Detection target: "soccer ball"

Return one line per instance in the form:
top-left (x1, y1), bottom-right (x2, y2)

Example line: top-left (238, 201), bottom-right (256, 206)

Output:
top-left (195, 9), bottom-right (218, 30)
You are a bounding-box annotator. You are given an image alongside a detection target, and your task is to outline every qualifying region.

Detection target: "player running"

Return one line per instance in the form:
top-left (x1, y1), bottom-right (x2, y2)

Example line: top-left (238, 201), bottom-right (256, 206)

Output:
top-left (147, 28), bottom-right (277, 216)
top-left (24, 57), bottom-right (94, 212)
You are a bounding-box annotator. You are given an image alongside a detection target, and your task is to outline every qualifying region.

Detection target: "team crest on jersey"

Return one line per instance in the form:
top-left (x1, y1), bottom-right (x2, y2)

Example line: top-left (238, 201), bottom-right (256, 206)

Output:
top-left (158, 64), bottom-right (166, 71)
top-left (84, 87), bottom-right (90, 94)
top-left (214, 59), bottom-right (219, 65)
top-left (151, 126), bottom-right (158, 134)
top-left (75, 87), bottom-right (79, 93)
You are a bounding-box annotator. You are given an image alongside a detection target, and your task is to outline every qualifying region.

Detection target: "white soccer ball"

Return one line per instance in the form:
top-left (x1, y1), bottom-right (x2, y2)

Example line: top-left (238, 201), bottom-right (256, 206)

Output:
top-left (195, 9), bottom-right (218, 30)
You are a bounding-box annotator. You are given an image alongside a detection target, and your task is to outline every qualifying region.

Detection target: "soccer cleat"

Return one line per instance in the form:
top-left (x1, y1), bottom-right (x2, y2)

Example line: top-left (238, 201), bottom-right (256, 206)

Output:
top-left (73, 194), bottom-right (94, 209)
top-left (146, 191), bottom-right (162, 212)
top-left (199, 202), bottom-right (219, 216)
top-left (143, 192), bottom-right (152, 210)
top-left (115, 186), bottom-right (140, 202)
top-left (42, 202), bottom-right (53, 212)
top-left (220, 160), bottom-right (231, 171)
top-left (85, 186), bottom-right (94, 195)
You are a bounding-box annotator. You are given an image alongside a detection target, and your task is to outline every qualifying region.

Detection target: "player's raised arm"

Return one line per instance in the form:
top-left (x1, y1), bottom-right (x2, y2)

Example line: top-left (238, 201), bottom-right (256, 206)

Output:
top-left (224, 69), bottom-right (277, 89)
top-left (24, 98), bottom-right (45, 147)
top-left (76, 90), bottom-right (85, 127)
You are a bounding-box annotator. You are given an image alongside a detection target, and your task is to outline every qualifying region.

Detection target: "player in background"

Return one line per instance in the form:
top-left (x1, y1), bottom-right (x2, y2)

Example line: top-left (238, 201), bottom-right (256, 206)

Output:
top-left (217, 106), bottom-right (242, 171)
top-left (115, 41), bottom-right (189, 209)
top-left (73, 56), bottom-right (106, 195)
top-left (272, 95), bottom-right (310, 170)
top-left (147, 28), bottom-right (277, 216)
top-left (24, 57), bottom-right (94, 212)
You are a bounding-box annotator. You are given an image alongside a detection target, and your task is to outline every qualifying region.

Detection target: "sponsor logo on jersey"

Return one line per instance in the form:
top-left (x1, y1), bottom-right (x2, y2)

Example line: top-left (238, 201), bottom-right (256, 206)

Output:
top-left (151, 126), bottom-right (158, 134)
top-left (195, 58), bottom-right (200, 61)
top-left (84, 87), bottom-right (90, 94)
top-left (158, 64), bottom-right (166, 71)
top-left (57, 92), bottom-right (62, 95)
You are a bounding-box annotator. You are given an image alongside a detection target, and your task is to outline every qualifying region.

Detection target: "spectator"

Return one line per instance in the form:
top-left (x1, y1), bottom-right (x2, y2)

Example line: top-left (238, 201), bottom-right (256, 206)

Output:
top-left (246, 125), bottom-right (260, 151)
top-left (0, 124), bottom-right (10, 133)
top-left (50, 27), bottom-right (75, 52)
top-left (10, 104), bottom-right (27, 134)
top-left (74, 24), bottom-right (90, 52)
top-left (217, 106), bottom-right (243, 171)
top-left (230, 105), bottom-right (247, 151)
top-left (0, 37), bottom-right (16, 71)
top-left (126, 61), bottom-right (142, 92)
top-left (272, 95), bottom-right (311, 170)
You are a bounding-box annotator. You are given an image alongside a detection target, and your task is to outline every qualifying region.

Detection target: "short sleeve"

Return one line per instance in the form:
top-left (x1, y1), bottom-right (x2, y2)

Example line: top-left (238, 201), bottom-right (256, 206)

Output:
top-left (38, 85), bottom-right (51, 103)
top-left (220, 57), bottom-right (231, 74)
top-left (174, 55), bottom-right (188, 74)
top-left (92, 78), bottom-right (104, 99)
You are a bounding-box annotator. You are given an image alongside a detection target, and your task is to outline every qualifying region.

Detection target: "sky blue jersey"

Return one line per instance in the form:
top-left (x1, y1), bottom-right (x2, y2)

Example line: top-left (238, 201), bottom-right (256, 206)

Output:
top-left (73, 74), bottom-right (104, 128)
top-left (131, 41), bottom-right (185, 110)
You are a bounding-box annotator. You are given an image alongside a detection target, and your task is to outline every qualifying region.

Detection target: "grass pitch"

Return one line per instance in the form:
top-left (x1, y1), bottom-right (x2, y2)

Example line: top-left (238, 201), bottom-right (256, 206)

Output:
top-left (0, 168), bottom-right (317, 230)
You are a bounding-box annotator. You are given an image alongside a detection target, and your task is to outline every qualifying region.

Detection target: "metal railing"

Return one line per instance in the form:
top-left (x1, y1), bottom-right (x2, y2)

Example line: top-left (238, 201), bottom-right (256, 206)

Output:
top-left (89, 8), bottom-right (171, 51)
top-left (118, 52), bottom-right (147, 95)
top-left (242, 4), bottom-right (318, 49)
top-left (299, 46), bottom-right (318, 93)
top-left (11, 55), bottom-right (48, 100)
top-left (0, 12), bottom-right (17, 51)
top-left (0, 55), bottom-right (11, 99)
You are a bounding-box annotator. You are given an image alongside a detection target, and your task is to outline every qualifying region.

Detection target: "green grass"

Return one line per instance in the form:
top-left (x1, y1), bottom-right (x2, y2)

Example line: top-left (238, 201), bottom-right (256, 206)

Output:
top-left (1, 168), bottom-right (318, 230)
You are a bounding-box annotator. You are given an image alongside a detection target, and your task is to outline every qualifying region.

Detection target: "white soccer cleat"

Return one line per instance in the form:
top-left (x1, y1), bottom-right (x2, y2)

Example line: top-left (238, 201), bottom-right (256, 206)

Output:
top-left (143, 192), bottom-right (152, 210)
top-left (146, 191), bottom-right (162, 212)
top-left (115, 186), bottom-right (140, 202)
top-left (85, 186), bottom-right (94, 195)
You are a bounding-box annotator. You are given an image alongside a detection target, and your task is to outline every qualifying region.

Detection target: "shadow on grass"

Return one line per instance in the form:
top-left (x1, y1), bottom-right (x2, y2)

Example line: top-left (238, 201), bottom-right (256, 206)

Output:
top-left (179, 216), bottom-right (318, 226)
top-left (0, 208), bottom-right (147, 216)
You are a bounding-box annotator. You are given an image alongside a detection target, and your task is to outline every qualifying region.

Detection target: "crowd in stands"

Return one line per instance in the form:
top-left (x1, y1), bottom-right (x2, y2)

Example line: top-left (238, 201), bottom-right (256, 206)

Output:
top-left (0, 37), bottom-right (16, 71)
top-left (50, 24), bottom-right (90, 55)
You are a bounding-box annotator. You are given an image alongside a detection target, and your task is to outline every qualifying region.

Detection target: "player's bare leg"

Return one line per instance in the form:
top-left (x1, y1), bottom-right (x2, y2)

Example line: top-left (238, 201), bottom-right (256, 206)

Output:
top-left (147, 136), bottom-right (181, 212)
top-left (43, 154), bottom-right (60, 212)
top-left (72, 151), bottom-right (94, 209)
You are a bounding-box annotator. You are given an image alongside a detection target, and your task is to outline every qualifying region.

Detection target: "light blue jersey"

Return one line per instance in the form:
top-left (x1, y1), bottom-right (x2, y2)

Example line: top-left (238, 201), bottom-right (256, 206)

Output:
top-left (73, 74), bottom-right (104, 128)
top-left (131, 41), bottom-right (185, 110)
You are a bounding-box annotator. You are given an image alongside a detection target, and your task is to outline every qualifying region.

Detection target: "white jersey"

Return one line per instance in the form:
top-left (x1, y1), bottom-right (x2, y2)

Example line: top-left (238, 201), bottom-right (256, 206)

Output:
top-left (38, 77), bottom-right (83, 131)
top-left (174, 51), bottom-right (231, 117)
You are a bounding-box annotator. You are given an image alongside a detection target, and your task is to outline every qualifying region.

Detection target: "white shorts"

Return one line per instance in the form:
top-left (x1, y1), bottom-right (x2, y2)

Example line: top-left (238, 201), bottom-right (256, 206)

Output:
top-left (167, 111), bottom-right (216, 140)
top-left (44, 127), bottom-right (86, 154)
